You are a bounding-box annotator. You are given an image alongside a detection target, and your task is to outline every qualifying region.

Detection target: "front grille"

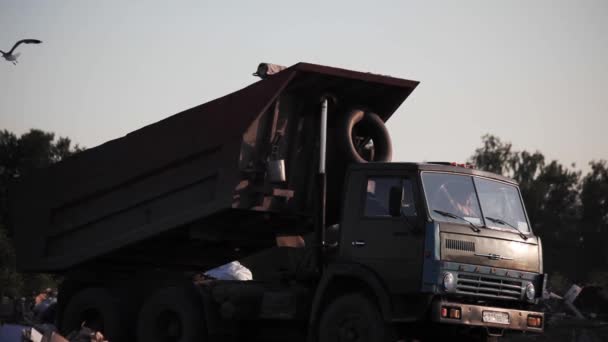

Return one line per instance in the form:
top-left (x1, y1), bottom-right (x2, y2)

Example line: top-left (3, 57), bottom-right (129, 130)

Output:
top-left (445, 239), bottom-right (475, 252)
top-left (456, 274), bottom-right (523, 301)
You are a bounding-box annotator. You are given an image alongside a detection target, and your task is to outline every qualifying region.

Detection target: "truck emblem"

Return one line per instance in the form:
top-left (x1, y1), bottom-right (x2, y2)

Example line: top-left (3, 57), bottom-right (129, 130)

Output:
top-left (474, 253), bottom-right (514, 261)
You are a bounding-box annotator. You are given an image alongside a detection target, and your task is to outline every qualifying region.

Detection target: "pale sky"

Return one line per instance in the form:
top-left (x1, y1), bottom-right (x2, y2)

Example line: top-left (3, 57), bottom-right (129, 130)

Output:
top-left (1, 1), bottom-right (607, 173)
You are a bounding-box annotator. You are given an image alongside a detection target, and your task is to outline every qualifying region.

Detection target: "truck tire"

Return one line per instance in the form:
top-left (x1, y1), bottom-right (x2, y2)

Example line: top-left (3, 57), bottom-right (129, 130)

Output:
top-left (483, 335), bottom-right (502, 342)
top-left (338, 109), bottom-right (392, 163)
top-left (318, 293), bottom-right (394, 342)
top-left (61, 287), bottom-right (124, 341)
top-left (136, 286), bottom-right (206, 342)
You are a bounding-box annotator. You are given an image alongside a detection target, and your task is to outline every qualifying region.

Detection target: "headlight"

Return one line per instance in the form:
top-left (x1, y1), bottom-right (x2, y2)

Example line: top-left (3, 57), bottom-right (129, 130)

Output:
top-left (525, 283), bottom-right (536, 301)
top-left (443, 272), bottom-right (455, 291)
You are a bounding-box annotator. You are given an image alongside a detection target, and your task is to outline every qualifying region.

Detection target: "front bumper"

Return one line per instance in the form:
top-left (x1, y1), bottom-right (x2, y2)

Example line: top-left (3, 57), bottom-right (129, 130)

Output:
top-left (432, 299), bottom-right (544, 333)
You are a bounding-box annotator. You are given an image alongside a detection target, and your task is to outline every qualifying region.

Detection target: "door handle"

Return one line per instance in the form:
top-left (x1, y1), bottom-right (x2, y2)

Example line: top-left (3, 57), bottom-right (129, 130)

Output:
top-left (351, 240), bottom-right (366, 247)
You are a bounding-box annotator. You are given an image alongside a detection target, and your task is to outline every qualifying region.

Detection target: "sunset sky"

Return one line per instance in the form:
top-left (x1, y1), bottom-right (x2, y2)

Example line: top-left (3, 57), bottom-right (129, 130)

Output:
top-left (1, 0), bottom-right (606, 172)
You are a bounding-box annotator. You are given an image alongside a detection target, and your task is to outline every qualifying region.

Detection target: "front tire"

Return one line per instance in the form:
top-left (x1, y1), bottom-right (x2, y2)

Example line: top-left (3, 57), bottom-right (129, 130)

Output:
top-left (136, 285), bottom-right (206, 342)
top-left (319, 293), bottom-right (394, 342)
top-left (483, 335), bottom-right (502, 342)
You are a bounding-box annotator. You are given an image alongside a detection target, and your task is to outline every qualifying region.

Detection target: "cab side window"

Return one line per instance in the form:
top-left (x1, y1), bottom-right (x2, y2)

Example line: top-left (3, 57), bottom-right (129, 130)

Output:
top-left (364, 177), bottom-right (417, 217)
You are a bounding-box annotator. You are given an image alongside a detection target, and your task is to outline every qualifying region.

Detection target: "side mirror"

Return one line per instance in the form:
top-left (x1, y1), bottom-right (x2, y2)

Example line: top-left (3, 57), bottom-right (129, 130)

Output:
top-left (389, 186), bottom-right (403, 217)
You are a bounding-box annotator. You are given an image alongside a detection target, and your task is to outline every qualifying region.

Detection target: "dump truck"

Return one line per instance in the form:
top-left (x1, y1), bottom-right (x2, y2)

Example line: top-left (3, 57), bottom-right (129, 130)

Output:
top-left (10, 62), bottom-right (546, 342)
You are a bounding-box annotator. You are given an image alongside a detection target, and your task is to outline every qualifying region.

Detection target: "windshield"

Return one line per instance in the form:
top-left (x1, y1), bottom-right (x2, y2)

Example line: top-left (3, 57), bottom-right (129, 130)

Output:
top-left (421, 172), bottom-right (530, 232)
top-left (474, 177), bottom-right (530, 232)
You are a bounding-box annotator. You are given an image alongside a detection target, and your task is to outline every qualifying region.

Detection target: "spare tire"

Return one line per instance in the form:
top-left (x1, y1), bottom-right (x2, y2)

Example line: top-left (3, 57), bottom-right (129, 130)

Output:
top-left (61, 287), bottom-right (124, 342)
top-left (337, 109), bottom-right (392, 163)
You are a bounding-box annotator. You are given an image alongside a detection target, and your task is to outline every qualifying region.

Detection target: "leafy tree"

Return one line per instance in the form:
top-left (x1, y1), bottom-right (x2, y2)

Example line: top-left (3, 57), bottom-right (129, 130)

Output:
top-left (0, 129), bottom-right (83, 297)
top-left (469, 134), bottom-right (583, 279)
top-left (0, 223), bottom-right (23, 297)
top-left (469, 135), bottom-right (579, 230)
top-left (510, 151), bottom-right (545, 224)
top-left (470, 134), bottom-right (513, 175)
top-left (532, 161), bottom-right (581, 237)
top-left (0, 129), bottom-right (82, 227)
top-left (580, 161), bottom-right (608, 272)
top-left (581, 160), bottom-right (608, 230)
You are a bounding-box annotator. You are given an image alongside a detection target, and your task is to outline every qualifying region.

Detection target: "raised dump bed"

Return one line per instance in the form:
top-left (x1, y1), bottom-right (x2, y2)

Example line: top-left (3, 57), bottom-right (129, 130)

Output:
top-left (11, 63), bottom-right (418, 272)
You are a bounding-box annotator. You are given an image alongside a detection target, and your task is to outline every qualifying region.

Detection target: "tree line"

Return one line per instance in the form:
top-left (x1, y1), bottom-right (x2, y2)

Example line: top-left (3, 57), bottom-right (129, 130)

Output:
top-left (1, 130), bottom-right (606, 297)
top-left (0, 129), bottom-right (82, 297)
top-left (470, 134), bottom-right (608, 292)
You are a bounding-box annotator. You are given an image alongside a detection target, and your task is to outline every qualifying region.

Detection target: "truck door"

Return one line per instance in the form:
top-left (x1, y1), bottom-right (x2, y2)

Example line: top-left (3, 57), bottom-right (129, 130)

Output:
top-left (340, 170), bottom-right (424, 293)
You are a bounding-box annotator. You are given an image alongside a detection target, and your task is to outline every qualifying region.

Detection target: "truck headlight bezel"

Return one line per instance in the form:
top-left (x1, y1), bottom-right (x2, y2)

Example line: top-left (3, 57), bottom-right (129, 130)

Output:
top-left (443, 272), bottom-right (455, 292)
top-left (525, 283), bottom-right (536, 301)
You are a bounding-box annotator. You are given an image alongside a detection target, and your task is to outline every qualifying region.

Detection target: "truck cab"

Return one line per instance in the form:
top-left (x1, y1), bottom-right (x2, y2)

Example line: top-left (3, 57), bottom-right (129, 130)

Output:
top-left (324, 161), bottom-right (545, 339)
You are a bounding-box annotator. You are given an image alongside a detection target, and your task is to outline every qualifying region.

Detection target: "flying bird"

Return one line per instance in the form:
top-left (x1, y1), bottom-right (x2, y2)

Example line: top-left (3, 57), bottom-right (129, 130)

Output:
top-left (1, 39), bottom-right (42, 65)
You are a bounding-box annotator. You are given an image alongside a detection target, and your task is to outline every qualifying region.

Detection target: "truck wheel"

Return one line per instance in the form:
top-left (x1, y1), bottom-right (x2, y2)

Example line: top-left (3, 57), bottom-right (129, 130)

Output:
top-left (136, 286), bottom-right (205, 342)
top-left (61, 287), bottom-right (124, 341)
top-left (319, 293), bottom-right (393, 342)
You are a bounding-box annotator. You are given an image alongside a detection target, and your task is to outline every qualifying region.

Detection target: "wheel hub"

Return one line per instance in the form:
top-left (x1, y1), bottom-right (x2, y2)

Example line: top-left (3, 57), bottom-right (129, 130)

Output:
top-left (156, 310), bottom-right (182, 342)
top-left (337, 315), bottom-right (366, 342)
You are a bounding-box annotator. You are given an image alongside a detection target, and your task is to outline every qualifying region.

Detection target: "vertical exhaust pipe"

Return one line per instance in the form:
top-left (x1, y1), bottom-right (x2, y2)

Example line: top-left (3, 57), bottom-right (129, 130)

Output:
top-left (316, 97), bottom-right (329, 269)
top-left (319, 98), bottom-right (328, 174)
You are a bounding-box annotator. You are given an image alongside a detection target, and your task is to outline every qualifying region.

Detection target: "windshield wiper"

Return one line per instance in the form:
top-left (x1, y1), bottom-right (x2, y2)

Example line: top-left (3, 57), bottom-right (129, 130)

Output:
top-left (433, 209), bottom-right (481, 233)
top-left (485, 216), bottom-right (528, 240)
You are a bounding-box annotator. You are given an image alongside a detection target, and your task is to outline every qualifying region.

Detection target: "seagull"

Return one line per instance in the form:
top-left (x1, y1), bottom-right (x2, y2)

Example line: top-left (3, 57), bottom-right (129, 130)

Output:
top-left (1, 39), bottom-right (42, 65)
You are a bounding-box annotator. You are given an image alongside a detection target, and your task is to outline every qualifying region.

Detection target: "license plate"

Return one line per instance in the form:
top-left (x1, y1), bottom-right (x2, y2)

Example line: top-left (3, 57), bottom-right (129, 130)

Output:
top-left (482, 311), bottom-right (510, 325)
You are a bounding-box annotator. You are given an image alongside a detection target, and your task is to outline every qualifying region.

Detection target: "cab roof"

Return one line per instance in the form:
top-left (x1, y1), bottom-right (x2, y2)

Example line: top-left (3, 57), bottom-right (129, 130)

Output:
top-left (347, 162), bottom-right (518, 185)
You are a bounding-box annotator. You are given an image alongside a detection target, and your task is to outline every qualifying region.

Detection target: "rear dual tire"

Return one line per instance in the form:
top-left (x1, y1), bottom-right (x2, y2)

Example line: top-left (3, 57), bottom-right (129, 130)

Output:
top-left (61, 288), bottom-right (124, 342)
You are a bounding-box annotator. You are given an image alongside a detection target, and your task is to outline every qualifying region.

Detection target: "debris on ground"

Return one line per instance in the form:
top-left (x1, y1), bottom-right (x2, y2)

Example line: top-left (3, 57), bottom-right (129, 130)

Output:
top-left (1, 293), bottom-right (108, 342)
top-left (509, 284), bottom-right (608, 341)
top-left (21, 325), bottom-right (108, 342)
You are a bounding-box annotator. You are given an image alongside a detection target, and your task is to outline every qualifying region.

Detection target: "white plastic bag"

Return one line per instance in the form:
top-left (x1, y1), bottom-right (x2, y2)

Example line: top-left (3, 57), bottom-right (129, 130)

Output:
top-left (204, 261), bottom-right (252, 281)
